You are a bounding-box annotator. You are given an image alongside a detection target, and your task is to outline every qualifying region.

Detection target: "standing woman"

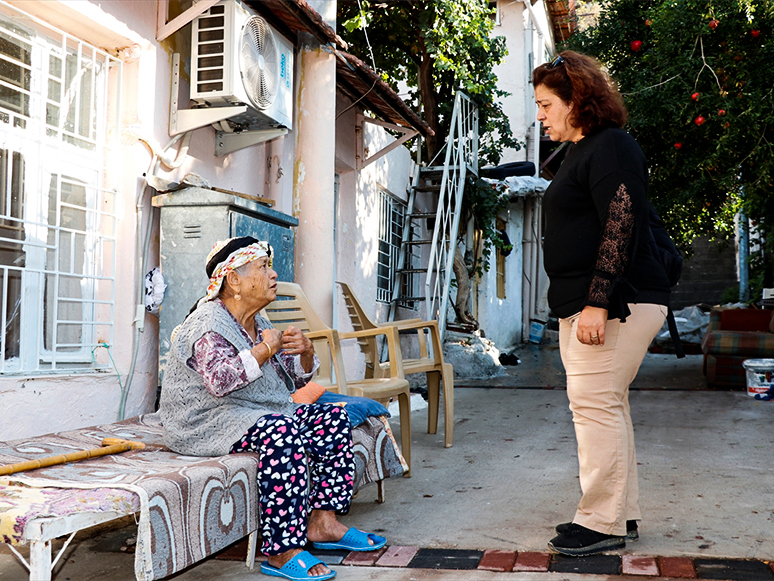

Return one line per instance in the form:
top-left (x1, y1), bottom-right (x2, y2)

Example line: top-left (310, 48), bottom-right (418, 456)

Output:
top-left (533, 51), bottom-right (671, 557)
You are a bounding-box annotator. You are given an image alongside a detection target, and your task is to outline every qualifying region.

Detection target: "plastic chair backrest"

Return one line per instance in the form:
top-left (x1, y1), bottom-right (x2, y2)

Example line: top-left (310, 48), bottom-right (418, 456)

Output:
top-left (337, 281), bottom-right (380, 374)
top-left (262, 282), bottom-right (336, 388)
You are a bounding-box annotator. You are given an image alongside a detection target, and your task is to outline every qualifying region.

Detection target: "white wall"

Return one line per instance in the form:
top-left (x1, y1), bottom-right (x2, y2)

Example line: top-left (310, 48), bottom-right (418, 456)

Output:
top-left (490, 0), bottom-right (555, 169)
top-left (334, 100), bottom-right (414, 381)
top-left (1, 0), bottom-right (296, 440)
top-left (477, 0), bottom-right (555, 349)
top-left (491, 1), bottom-right (530, 164)
top-left (477, 203), bottom-right (525, 349)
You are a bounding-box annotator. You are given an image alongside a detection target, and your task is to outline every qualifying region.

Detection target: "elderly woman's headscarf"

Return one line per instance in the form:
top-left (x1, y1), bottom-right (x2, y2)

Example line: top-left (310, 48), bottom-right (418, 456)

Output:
top-left (203, 236), bottom-right (273, 303)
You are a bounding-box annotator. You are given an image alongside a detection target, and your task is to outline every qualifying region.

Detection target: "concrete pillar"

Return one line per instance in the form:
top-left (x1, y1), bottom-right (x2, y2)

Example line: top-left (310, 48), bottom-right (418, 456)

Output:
top-left (293, 28), bottom-right (337, 325)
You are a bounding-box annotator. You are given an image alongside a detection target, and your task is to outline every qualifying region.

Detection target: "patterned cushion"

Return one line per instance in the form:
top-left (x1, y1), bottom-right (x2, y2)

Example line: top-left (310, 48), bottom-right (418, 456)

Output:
top-left (702, 329), bottom-right (774, 357)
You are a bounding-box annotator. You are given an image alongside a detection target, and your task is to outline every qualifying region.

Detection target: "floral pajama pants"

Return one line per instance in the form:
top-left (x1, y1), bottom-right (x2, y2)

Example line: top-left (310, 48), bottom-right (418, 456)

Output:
top-left (230, 403), bottom-right (355, 555)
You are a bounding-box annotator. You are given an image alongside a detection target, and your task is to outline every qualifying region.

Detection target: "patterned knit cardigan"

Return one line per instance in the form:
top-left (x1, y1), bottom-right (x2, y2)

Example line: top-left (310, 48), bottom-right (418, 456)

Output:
top-left (159, 301), bottom-right (298, 456)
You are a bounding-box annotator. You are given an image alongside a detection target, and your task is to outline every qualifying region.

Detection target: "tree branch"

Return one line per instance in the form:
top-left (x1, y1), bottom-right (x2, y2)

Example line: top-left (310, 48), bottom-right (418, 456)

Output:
top-left (694, 37), bottom-right (722, 93)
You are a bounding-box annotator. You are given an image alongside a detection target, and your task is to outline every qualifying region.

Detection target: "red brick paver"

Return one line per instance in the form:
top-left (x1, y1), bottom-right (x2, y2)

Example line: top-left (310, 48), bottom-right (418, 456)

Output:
top-left (478, 550), bottom-right (517, 572)
top-left (342, 547), bottom-right (387, 566)
top-left (374, 545), bottom-right (419, 568)
top-left (513, 551), bottom-right (551, 572)
top-left (623, 555), bottom-right (660, 576)
top-left (659, 556), bottom-right (697, 578)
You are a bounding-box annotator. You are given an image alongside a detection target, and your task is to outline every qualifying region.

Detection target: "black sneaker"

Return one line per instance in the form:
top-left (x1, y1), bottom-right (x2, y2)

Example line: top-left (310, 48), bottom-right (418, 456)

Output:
top-left (555, 520), bottom-right (639, 541)
top-left (548, 523), bottom-right (626, 556)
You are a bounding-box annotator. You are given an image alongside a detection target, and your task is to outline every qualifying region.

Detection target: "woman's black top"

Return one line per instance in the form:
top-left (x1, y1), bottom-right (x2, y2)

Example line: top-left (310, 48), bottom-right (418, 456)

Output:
top-left (542, 126), bottom-right (671, 320)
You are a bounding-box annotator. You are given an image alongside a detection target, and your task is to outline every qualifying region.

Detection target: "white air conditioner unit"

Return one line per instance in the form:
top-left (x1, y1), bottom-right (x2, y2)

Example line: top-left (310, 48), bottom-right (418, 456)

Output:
top-left (191, 0), bottom-right (294, 130)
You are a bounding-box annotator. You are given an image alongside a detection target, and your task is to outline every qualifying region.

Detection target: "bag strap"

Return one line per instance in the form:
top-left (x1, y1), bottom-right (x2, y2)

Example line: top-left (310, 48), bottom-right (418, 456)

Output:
top-left (666, 306), bottom-right (685, 359)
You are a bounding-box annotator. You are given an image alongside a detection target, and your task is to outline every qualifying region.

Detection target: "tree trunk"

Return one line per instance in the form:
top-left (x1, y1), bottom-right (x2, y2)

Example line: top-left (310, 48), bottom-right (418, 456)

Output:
top-left (452, 246), bottom-right (478, 328)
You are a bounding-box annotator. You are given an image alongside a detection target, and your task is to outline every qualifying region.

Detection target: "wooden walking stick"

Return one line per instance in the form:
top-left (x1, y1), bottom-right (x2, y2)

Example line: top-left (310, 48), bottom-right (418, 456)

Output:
top-left (0, 438), bottom-right (146, 476)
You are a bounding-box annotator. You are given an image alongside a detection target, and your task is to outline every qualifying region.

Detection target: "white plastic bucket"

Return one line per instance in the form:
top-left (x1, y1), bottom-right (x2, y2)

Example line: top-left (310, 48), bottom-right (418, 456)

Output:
top-left (741, 358), bottom-right (774, 397)
top-left (528, 320), bottom-right (546, 344)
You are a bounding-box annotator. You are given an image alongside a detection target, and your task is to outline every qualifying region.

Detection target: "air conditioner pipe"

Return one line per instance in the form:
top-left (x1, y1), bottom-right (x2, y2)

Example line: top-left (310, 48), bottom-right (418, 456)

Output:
top-left (120, 132), bottom-right (193, 420)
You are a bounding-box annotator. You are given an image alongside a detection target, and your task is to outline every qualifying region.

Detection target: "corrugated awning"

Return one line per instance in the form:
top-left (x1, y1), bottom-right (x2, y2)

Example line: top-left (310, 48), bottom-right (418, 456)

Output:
top-left (334, 51), bottom-right (434, 138)
top-left (245, 0), bottom-right (348, 50)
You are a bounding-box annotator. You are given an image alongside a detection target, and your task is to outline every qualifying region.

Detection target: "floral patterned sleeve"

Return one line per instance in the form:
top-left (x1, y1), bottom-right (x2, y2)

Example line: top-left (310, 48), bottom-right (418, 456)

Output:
top-left (586, 183), bottom-right (635, 309)
top-left (187, 332), bottom-right (254, 397)
top-left (188, 328), bottom-right (320, 396)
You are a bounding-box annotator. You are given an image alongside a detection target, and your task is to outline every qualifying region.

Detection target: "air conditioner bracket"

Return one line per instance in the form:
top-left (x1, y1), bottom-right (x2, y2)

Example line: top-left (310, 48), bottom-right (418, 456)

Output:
top-left (170, 53), bottom-right (249, 136)
top-left (356, 113), bottom-right (419, 171)
top-left (215, 128), bottom-right (289, 156)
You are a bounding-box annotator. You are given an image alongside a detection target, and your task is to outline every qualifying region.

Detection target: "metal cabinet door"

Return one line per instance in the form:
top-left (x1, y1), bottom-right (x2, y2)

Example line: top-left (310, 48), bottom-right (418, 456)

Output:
top-left (229, 211), bottom-right (294, 282)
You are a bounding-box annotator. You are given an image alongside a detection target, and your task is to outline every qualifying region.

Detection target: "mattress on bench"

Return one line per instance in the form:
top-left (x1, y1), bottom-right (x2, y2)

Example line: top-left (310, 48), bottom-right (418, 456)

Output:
top-left (0, 412), bottom-right (406, 580)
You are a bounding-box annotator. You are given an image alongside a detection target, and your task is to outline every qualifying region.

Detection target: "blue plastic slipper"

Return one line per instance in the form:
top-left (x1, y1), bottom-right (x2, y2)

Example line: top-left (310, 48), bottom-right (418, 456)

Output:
top-left (312, 527), bottom-right (387, 552)
top-left (260, 550), bottom-right (336, 580)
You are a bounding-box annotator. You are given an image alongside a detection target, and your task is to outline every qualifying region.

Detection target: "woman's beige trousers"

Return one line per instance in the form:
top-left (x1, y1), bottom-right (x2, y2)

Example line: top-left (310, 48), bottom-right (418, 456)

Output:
top-left (559, 303), bottom-right (667, 536)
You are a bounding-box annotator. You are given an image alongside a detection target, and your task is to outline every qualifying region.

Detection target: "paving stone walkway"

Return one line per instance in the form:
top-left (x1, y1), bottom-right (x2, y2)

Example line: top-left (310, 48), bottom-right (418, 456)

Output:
top-left (217, 543), bottom-right (774, 580)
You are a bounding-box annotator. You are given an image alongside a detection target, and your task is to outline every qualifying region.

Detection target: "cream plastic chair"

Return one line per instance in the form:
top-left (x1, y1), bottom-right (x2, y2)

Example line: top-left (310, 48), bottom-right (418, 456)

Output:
top-left (262, 282), bottom-right (412, 475)
top-left (337, 281), bottom-right (454, 448)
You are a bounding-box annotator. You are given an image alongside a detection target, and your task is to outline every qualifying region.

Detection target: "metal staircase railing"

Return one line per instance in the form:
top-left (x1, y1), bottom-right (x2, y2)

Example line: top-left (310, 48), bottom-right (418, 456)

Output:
top-left (386, 91), bottom-right (478, 339)
top-left (424, 92), bottom-right (478, 338)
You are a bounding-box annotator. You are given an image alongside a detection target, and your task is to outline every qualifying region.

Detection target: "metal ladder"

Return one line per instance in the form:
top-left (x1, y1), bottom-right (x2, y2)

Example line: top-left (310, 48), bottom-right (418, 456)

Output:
top-left (387, 91), bottom-right (478, 339)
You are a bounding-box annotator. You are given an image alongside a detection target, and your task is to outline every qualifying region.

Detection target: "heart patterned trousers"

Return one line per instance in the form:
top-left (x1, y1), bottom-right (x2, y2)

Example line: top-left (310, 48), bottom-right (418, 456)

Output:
top-left (230, 403), bottom-right (355, 555)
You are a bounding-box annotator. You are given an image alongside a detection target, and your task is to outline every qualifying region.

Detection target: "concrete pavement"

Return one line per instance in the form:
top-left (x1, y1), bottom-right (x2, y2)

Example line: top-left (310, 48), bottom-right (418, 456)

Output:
top-left (1, 351), bottom-right (773, 580)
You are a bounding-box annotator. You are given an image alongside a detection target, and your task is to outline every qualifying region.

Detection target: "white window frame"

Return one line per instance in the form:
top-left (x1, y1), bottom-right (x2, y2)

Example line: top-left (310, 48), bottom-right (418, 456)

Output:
top-left (0, 2), bottom-right (121, 374)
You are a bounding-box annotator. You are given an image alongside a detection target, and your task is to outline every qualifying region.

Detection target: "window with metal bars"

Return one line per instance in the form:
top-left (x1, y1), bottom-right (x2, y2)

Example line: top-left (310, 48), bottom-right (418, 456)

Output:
top-left (376, 189), bottom-right (419, 309)
top-left (0, 2), bottom-right (120, 373)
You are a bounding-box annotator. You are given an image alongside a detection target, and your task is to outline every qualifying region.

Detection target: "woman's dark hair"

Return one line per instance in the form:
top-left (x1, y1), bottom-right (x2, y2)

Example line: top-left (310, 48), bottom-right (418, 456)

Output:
top-left (532, 50), bottom-right (627, 134)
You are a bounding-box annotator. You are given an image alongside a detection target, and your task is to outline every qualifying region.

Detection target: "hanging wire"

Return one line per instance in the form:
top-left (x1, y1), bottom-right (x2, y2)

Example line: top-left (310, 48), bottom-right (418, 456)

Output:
top-left (92, 342), bottom-right (125, 418)
top-left (357, 0), bottom-right (377, 72)
top-left (336, 0), bottom-right (378, 119)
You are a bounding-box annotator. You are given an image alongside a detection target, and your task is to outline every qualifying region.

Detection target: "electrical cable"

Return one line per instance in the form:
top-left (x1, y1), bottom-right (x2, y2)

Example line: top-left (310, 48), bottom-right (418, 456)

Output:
top-left (356, 0), bottom-right (377, 72)
top-left (336, 1), bottom-right (378, 119)
top-left (119, 131), bottom-right (191, 421)
top-left (92, 342), bottom-right (123, 395)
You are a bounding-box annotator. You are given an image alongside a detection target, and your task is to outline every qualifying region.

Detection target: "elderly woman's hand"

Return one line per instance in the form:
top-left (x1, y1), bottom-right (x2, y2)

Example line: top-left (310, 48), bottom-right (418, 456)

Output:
top-left (282, 326), bottom-right (315, 372)
top-left (251, 328), bottom-right (283, 364)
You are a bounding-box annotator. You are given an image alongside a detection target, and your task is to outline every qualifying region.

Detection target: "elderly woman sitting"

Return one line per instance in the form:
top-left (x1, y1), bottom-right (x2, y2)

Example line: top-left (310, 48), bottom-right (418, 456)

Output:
top-left (159, 236), bottom-right (385, 581)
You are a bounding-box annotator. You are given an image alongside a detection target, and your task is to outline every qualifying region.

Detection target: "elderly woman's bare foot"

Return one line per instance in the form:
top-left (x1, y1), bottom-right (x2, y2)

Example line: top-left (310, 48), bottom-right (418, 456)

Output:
top-left (267, 548), bottom-right (331, 578)
top-left (306, 509), bottom-right (381, 548)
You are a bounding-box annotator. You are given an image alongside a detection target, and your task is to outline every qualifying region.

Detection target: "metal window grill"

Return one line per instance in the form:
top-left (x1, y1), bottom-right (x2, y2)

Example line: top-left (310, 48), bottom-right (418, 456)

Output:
top-left (0, 1), bottom-right (120, 373)
top-left (376, 190), bottom-right (406, 304)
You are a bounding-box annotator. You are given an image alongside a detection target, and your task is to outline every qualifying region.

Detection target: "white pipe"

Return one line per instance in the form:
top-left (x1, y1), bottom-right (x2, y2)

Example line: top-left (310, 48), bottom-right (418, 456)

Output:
top-left (521, 197), bottom-right (534, 340)
top-left (119, 130), bottom-right (193, 419)
top-left (518, 0), bottom-right (553, 53)
top-left (533, 197), bottom-right (542, 321)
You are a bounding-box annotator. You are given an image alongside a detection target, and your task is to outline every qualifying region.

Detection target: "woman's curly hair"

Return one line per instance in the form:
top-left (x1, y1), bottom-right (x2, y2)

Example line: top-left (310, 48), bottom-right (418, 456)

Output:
top-left (532, 50), bottom-right (627, 134)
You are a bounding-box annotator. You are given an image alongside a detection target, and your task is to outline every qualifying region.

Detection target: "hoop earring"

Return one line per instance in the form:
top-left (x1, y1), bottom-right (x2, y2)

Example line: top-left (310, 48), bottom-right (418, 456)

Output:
top-left (234, 293), bottom-right (241, 301)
